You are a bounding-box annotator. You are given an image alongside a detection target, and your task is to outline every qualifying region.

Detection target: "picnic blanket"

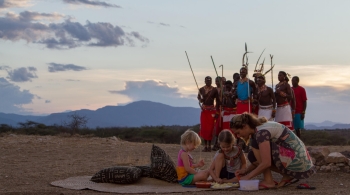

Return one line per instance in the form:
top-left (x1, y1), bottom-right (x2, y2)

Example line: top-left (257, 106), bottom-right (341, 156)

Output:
top-left (51, 176), bottom-right (213, 193)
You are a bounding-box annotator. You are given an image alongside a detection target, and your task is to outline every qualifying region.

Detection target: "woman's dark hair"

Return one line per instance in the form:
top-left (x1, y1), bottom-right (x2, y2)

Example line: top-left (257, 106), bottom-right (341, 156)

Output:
top-left (230, 113), bottom-right (267, 130)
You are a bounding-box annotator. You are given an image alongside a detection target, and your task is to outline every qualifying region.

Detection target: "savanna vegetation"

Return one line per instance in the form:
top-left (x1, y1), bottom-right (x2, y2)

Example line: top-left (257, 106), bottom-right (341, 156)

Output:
top-left (1, 114), bottom-right (350, 146)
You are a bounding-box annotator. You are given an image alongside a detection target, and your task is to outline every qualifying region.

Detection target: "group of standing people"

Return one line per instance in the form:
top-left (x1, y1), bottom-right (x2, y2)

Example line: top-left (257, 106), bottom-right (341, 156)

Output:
top-left (197, 64), bottom-right (307, 152)
top-left (177, 50), bottom-right (314, 189)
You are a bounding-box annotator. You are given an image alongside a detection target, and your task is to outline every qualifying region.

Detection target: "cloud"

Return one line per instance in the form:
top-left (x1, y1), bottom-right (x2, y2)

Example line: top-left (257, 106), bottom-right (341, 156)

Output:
top-left (45, 100), bottom-right (51, 103)
top-left (0, 65), bottom-right (10, 70)
top-left (159, 23), bottom-right (170, 27)
top-left (307, 85), bottom-right (350, 103)
top-left (293, 85), bottom-right (350, 123)
top-left (109, 80), bottom-right (199, 107)
top-left (48, 63), bottom-right (87, 72)
top-left (0, 12), bottom-right (148, 49)
top-left (16, 11), bottom-right (65, 22)
top-left (0, 0), bottom-right (31, 9)
top-left (66, 79), bottom-right (80, 81)
top-left (6, 67), bottom-right (38, 82)
top-left (0, 77), bottom-right (35, 113)
top-left (63, 0), bottom-right (121, 8)
top-left (148, 21), bottom-right (171, 27)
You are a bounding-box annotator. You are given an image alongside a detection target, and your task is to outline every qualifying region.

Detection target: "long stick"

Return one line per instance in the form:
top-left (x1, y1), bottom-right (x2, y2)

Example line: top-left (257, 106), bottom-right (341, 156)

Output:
top-left (185, 51), bottom-right (202, 158)
top-left (270, 54), bottom-right (274, 90)
top-left (219, 65), bottom-right (224, 128)
top-left (211, 56), bottom-right (223, 131)
top-left (186, 51), bottom-right (200, 92)
top-left (185, 51), bottom-right (203, 111)
top-left (245, 43), bottom-right (251, 113)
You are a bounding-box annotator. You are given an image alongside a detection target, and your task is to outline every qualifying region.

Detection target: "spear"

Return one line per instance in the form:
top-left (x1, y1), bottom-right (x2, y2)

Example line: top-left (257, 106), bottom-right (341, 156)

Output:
top-left (270, 54), bottom-right (274, 90)
top-left (211, 56), bottom-right (223, 128)
top-left (219, 65), bottom-right (224, 127)
top-left (243, 43), bottom-right (252, 113)
top-left (185, 51), bottom-right (202, 109)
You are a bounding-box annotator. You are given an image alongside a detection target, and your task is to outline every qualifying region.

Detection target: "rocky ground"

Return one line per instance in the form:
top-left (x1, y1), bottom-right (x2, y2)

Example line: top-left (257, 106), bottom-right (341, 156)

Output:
top-left (0, 134), bottom-right (350, 195)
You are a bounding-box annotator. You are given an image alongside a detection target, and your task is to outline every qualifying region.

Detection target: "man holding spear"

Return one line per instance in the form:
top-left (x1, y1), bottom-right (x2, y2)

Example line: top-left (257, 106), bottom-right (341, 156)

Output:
top-left (233, 56), bottom-right (256, 114)
top-left (197, 76), bottom-right (219, 152)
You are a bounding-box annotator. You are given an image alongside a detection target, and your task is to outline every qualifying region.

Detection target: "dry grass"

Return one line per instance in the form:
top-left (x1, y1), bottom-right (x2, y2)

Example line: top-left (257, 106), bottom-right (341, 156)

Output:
top-left (0, 134), bottom-right (350, 195)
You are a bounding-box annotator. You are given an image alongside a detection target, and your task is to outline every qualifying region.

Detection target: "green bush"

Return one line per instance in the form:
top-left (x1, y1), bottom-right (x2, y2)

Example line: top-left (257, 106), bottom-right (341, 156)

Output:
top-left (4, 122), bottom-right (349, 146)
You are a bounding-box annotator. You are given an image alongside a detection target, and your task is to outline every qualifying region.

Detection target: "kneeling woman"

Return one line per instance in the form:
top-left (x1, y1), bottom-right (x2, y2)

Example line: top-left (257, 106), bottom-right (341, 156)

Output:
top-left (231, 113), bottom-right (315, 189)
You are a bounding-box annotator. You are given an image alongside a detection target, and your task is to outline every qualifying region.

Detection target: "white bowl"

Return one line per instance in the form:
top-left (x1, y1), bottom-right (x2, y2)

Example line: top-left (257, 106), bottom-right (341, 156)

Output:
top-left (239, 180), bottom-right (259, 191)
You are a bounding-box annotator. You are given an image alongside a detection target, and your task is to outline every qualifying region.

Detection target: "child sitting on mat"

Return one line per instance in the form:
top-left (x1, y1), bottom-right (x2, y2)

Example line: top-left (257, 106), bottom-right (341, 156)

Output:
top-left (177, 130), bottom-right (209, 186)
top-left (209, 129), bottom-right (247, 183)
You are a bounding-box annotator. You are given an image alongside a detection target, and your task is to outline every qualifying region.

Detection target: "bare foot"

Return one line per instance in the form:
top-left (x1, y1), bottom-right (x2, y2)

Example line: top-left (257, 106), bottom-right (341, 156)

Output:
top-left (259, 180), bottom-right (276, 189)
top-left (277, 176), bottom-right (293, 188)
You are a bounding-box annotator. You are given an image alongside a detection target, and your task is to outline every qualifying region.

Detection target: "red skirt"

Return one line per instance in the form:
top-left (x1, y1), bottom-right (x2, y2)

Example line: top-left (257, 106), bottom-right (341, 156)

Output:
top-left (215, 117), bottom-right (223, 136)
top-left (222, 107), bottom-right (236, 130)
top-left (278, 121), bottom-right (294, 130)
top-left (236, 100), bottom-right (252, 114)
top-left (200, 107), bottom-right (216, 140)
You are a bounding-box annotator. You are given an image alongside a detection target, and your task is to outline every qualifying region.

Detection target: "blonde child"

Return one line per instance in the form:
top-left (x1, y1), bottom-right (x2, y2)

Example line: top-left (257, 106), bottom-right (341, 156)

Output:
top-left (209, 129), bottom-right (247, 183)
top-left (177, 130), bottom-right (209, 186)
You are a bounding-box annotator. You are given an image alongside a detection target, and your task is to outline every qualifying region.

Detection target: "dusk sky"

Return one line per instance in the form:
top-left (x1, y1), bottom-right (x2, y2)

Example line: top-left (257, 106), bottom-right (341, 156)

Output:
top-left (0, 0), bottom-right (349, 123)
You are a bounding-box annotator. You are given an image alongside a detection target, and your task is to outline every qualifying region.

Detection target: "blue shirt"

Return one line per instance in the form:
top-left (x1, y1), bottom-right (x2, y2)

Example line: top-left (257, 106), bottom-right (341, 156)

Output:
top-left (237, 81), bottom-right (252, 100)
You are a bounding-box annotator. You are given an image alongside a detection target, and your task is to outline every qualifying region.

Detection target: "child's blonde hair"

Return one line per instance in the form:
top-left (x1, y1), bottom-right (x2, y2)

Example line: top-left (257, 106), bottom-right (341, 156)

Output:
top-left (218, 129), bottom-right (237, 145)
top-left (180, 129), bottom-right (201, 147)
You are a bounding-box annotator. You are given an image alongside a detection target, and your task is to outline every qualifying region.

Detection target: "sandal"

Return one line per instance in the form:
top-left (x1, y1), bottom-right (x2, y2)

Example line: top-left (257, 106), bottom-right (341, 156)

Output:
top-left (296, 183), bottom-right (316, 190)
top-left (259, 184), bottom-right (276, 190)
top-left (279, 178), bottom-right (299, 187)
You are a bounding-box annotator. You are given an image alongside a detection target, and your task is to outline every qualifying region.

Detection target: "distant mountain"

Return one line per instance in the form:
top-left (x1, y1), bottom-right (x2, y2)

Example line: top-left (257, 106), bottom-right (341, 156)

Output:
top-left (304, 120), bottom-right (350, 130)
top-left (0, 113), bottom-right (44, 127)
top-left (305, 120), bottom-right (343, 127)
top-left (1, 102), bottom-right (349, 129)
top-left (0, 101), bottom-right (201, 128)
top-left (305, 121), bottom-right (350, 130)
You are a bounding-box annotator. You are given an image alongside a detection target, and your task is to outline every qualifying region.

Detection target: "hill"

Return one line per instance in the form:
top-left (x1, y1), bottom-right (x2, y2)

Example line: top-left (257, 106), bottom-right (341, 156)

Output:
top-left (1, 101), bottom-right (349, 129)
top-left (0, 101), bottom-right (201, 128)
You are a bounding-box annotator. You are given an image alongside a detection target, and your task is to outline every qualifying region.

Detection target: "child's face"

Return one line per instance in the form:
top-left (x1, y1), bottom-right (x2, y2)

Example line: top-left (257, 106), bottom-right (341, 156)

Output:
top-left (219, 142), bottom-right (233, 153)
top-left (185, 142), bottom-right (197, 151)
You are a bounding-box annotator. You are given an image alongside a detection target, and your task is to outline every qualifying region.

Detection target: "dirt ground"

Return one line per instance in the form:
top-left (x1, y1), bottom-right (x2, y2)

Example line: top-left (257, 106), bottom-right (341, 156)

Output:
top-left (0, 134), bottom-right (349, 195)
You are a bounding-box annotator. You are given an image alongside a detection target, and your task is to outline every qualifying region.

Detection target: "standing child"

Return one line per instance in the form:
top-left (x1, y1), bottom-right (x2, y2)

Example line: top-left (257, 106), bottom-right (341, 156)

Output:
top-left (209, 129), bottom-right (247, 183)
top-left (177, 130), bottom-right (209, 186)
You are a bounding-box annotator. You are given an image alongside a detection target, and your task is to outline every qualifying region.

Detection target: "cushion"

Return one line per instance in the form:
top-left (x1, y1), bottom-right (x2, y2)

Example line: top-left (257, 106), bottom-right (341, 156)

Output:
top-left (90, 166), bottom-right (142, 184)
top-left (135, 165), bottom-right (154, 177)
top-left (150, 145), bottom-right (178, 183)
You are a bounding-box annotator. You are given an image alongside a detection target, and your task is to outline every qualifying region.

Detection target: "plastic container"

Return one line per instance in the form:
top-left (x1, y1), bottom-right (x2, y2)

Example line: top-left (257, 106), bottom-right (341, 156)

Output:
top-left (195, 181), bottom-right (212, 188)
top-left (239, 180), bottom-right (259, 191)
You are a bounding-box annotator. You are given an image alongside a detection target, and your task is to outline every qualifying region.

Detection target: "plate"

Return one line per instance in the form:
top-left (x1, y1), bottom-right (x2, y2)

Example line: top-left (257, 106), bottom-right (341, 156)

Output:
top-left (211, 182), bottom-right (239, 189)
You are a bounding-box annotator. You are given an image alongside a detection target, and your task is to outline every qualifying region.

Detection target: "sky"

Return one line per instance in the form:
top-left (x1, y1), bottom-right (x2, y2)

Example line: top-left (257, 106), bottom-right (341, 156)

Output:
top-left (0, 0), bottom-right (349, 123)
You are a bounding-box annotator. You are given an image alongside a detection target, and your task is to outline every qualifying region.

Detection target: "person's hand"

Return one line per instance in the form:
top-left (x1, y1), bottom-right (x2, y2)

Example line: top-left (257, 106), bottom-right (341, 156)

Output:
top-left (214, 177), bottom-right (223, 184)
top-left (301, 113), bottom-right (305, 120)
top-left (271, 111), bottom-right (276, 118)
top-left (222, 178), bottom-right (231, 183)
top-left (197, 159), bottom-right (205, 167)
top-left (240, 175), bottom-right (249, 180)
top-left (214, 113), bottom-right (219, 119)
top-left (235, 168), bottom-right (247, 177)
top-left (292, 111), bottom-right (295, 119)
